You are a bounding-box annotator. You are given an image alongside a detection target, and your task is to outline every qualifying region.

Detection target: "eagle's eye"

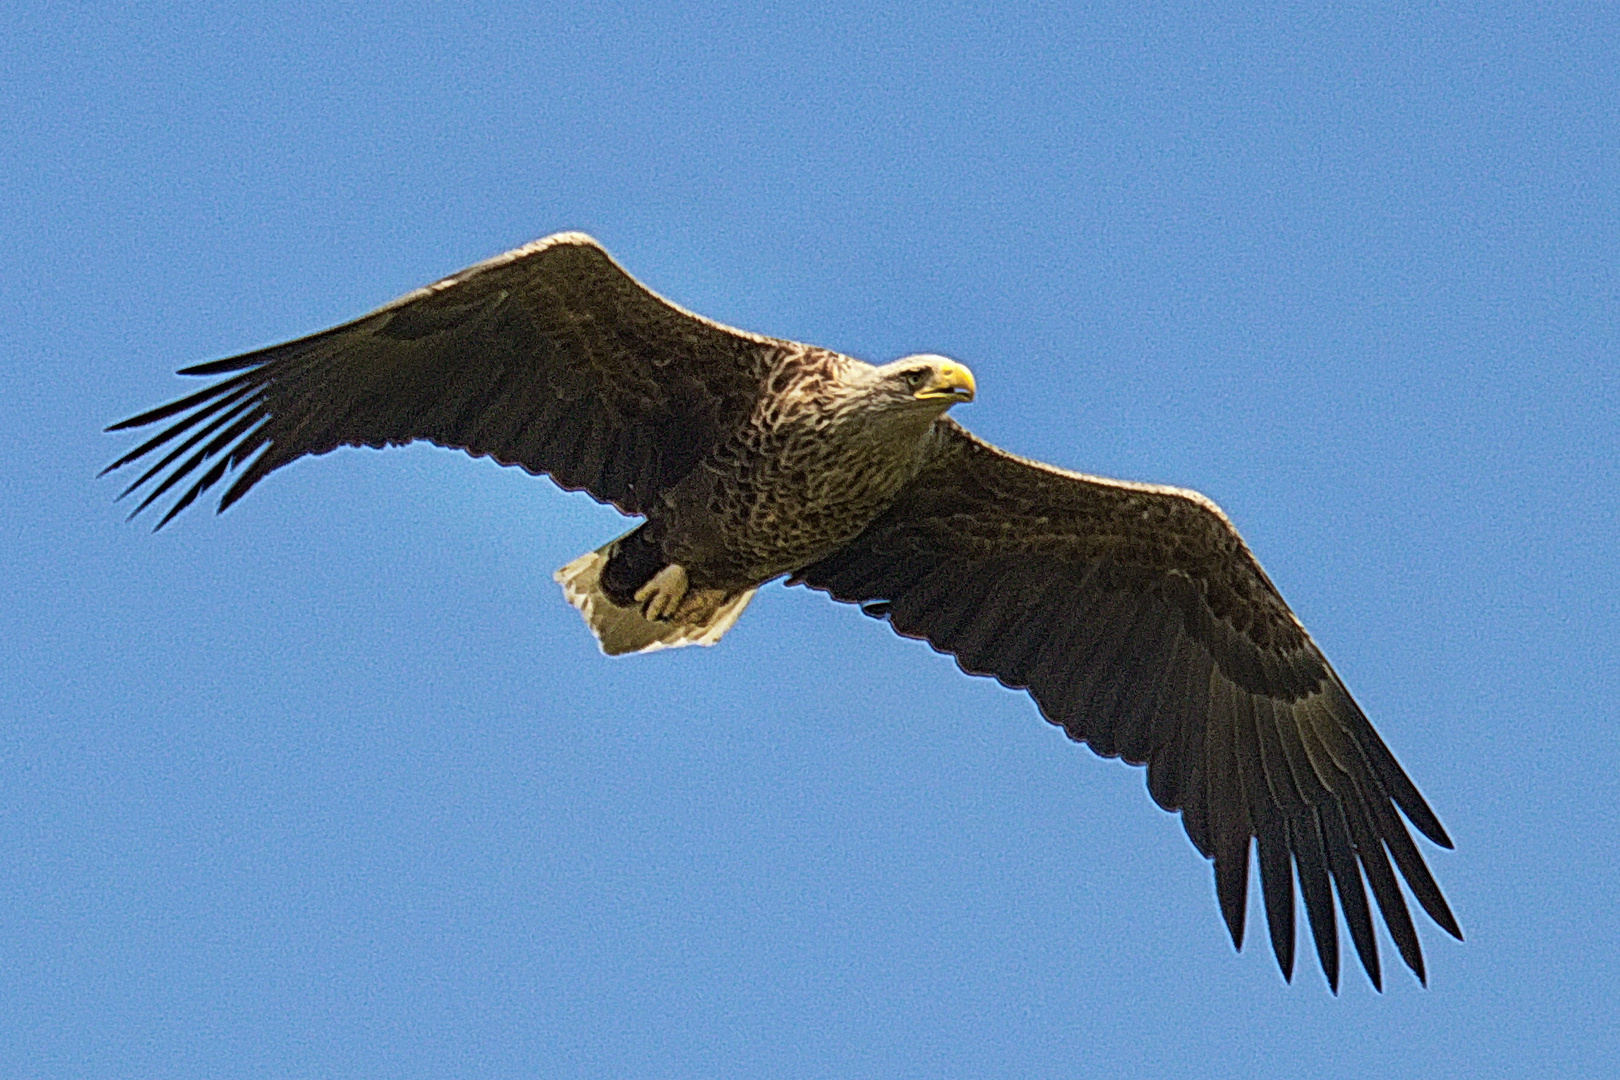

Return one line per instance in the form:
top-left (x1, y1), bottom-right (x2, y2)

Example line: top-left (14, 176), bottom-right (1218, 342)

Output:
top-left (903, 368), bottom-right (930, 390)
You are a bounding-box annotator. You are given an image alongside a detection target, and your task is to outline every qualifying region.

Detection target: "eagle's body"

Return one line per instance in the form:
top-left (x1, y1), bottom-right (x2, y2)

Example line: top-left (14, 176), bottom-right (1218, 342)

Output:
top-left (558, 342), bottom-right (974, 653)
top-left (106, 232), bottom-right (1460, 991)
top-left (653, 345), bottom-right (950, 588)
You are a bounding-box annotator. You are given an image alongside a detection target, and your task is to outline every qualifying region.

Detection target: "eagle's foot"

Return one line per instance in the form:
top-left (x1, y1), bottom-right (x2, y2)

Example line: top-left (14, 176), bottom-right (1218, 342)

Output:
top-left (634, 563), bottom-right (689, 622)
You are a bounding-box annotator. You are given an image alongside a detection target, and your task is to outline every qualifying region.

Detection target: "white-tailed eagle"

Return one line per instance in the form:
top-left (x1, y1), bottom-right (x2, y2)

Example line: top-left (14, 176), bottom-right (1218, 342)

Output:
top-left (105, 232), bottom-right (1460, 990)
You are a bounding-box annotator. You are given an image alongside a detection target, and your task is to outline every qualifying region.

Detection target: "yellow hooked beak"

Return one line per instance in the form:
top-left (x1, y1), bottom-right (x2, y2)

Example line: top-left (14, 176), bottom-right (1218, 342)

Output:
top-left (914, 360), bottom-right (977, 403)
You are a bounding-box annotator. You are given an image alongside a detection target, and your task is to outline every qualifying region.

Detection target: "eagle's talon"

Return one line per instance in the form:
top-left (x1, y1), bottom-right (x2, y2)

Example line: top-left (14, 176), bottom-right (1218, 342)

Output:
top-left (635, 563), bottom-right (689, 622)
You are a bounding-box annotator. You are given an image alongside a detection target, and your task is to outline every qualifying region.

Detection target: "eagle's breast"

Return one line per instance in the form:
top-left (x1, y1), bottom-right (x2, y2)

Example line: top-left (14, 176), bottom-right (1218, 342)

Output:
top-left (666, 355), bottom-right (937, 586)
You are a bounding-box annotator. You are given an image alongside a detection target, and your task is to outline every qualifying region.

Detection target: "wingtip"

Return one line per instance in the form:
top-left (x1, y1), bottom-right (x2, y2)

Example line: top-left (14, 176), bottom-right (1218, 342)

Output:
top-left (1412, 810), bottom-right (1454, 850)
top-left (1400, 796), bottom-right (1454, 850)
top-left (1429, 898), bottom-right (1464, 941)
top-left (176, 360), bottom-right (231, 376)
top-left (154, 490), bottom-right (198, 530)
top-left (1224, 914), bottom-right (1245, 953)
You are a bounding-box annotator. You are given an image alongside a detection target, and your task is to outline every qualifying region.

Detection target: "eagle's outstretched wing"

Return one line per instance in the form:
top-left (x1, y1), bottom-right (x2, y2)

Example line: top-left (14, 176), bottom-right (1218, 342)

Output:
top-left (104, 233), bottom-right (785, 525)
top-left (794, 419), bottom-right (1461, 991)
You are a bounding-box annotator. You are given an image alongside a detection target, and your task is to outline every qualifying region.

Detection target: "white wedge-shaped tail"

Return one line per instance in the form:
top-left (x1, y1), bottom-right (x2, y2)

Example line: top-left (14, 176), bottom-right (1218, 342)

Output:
top-left (554, 534), bottom-right (756, 656)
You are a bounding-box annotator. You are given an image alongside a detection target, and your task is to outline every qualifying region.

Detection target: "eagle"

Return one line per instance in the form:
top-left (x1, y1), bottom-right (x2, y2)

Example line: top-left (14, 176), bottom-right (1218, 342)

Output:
top-left (105, 232), bottom-right (1459, 991)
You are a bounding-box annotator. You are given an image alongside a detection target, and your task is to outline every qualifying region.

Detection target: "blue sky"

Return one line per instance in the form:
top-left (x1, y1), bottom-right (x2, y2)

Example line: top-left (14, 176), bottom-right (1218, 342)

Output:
top-left (3, 2), bottom-right (1617, 1077)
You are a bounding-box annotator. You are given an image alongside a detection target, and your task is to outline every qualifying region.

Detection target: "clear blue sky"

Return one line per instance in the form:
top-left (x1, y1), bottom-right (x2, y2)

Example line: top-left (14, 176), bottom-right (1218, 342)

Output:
top-left (3, 2), bottom-right (1616, 1077)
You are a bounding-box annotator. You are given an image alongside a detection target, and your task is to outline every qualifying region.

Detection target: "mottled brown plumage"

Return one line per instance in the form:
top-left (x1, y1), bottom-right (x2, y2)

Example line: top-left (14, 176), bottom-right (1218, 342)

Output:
top-left (105, 232), bottom-right (1458, 991)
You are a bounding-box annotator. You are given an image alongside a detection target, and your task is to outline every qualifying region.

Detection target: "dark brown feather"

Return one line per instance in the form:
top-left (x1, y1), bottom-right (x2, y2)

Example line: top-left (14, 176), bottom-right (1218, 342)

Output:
top-left (104, 234), bottom-right (783, 523)
top-left (796, 419), bottom-right (1458, 989)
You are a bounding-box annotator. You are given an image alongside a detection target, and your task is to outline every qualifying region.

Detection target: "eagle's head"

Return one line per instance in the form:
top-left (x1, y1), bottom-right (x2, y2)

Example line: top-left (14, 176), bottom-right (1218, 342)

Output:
top-left (874, 354), bottom-right (977, 411)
